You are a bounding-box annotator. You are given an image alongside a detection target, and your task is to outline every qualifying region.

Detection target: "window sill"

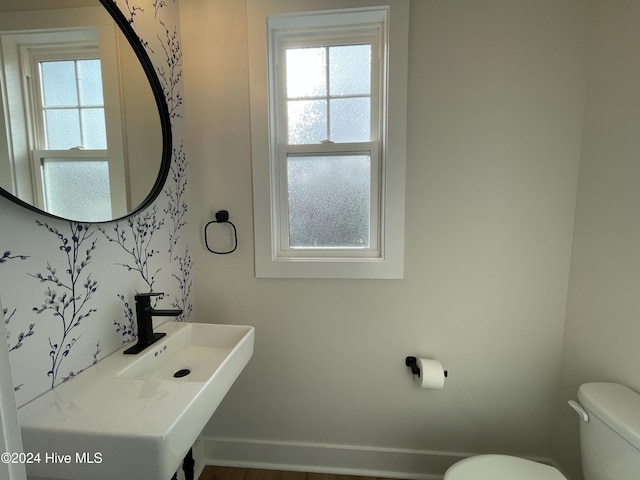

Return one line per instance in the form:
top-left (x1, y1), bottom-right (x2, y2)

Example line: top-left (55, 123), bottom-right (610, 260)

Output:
top-left (255, 256), bottom-right (404, 279)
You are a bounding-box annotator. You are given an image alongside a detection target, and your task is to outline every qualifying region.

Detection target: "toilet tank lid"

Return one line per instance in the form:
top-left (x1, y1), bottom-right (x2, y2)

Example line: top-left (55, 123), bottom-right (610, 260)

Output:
top-left (578, 382), bottom-right (640, 450)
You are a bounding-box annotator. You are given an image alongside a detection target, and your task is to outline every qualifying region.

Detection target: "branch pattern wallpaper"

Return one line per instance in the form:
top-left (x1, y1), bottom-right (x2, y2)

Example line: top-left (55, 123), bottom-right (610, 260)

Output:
top-left (0, 0), bottom-right (190, 408)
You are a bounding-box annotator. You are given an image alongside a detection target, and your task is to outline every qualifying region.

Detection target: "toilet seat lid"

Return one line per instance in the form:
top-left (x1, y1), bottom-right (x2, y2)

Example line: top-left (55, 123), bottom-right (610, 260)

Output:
top-left (444, 455), bottom-right (567, 480)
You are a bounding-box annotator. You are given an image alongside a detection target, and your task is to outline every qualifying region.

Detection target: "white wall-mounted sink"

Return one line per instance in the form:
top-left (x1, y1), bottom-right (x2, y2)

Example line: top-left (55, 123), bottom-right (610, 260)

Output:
top-left (18, 322), bottom-right (254, 480)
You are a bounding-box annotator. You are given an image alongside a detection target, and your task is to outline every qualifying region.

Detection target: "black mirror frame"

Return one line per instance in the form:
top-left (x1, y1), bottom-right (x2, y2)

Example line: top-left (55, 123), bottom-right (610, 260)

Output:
top-left (0, 0), bottom-right (172, 224)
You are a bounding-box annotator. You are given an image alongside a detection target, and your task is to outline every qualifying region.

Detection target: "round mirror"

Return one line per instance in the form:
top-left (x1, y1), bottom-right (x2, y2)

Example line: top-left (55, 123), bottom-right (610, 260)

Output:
top-left (0, 0), bottom-right (170, 223)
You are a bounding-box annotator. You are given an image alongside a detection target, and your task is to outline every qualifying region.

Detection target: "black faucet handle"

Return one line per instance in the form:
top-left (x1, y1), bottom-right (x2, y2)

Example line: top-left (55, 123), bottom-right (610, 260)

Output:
top-left (135, 292), bottom-right (164, 302)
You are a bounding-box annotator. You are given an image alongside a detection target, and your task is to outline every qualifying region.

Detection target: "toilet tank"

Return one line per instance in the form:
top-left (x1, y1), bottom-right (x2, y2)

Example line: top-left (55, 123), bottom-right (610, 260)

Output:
top-left (577, 382), bottom-right (640, 480)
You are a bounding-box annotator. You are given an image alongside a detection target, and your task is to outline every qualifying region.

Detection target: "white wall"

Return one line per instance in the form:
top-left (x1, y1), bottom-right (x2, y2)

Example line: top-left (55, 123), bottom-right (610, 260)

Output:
top-left (182, 0), bottom-right (587, 476)
top-left (552, 1), bottom-right (640, 479)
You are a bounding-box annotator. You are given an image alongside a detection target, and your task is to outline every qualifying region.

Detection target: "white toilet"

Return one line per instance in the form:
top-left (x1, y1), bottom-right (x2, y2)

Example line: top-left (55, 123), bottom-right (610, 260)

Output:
top-left (444, 382), bottom-right (640, 479)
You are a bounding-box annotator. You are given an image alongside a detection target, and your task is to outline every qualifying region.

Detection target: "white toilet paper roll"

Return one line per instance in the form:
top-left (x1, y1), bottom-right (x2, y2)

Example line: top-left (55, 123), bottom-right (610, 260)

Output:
top-left (416, 358), bottom-right (446, 389)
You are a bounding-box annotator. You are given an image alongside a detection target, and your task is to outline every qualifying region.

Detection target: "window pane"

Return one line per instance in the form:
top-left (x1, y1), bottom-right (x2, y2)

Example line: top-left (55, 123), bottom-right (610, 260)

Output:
top-left (77, 59), bottom-right (104, 106)
top-left (286, 47), bottom-right (326, 98)
top-left (40, 61), bottom-right (78, 107)
top-left (330, 98), bottom-right (371, 142)
top-left (42, 157), bottom-right (111, 221)
top-left (81, 108), bottom-right (107, 149)
top-left (45, 109), bottom-right (81, 149)
top-left (288, 99), bottom-right (327, 144)
top-left (329, 45), bottom-right (371, 96)
top-left (287, 154), bottom-right (370, 248)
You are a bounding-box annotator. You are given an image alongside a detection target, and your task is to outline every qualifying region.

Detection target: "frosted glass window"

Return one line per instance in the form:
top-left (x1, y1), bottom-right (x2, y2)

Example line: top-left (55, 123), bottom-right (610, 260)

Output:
top-left (286, 48), bottom-right (325, 98)
top-left (45, 110), bottom-right (81, 150)
top-left (287, 154), bottom-right (371, 248)
top-left (81, 108), bottom-right (107, 149)
top-left (39, 59), bottom-right (106, 149)
top-left (42, 157), bottom-right (111, 221)
top-left (330, 98), bottom-right (370, 143)
top-left (77, 59), bottom-right (104, 105)
top-left (41, 61), bottom-right (78, 107)
top-left (285, 44), bottom-right (372, 144)
top-left (329, 45), bottom-right (371, 96)
top-left (287, 100), bottom-right (327, 144)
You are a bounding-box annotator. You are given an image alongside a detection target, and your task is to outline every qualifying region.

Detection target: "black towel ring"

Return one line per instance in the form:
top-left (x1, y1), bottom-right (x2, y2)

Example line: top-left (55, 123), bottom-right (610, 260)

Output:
top-left (204, 210), bottom-right (238, 254)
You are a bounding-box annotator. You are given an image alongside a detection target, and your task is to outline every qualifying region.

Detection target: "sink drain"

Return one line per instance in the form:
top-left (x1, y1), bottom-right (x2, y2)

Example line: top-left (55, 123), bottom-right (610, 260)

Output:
top-left (173, 368), bottom-right (191, 378)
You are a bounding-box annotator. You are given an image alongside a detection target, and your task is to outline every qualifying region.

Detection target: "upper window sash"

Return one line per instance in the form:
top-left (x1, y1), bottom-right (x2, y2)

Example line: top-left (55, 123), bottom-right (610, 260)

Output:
top-left (275, 40), bottom-right (381, 147)
top-left (270, 19), bottom-right (386, 148)
top-left (25, 45), bottom-right (103, 150)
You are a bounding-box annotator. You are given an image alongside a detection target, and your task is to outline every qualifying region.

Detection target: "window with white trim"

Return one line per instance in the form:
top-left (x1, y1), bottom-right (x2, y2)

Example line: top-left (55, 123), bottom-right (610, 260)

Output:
top-left (249, 2), bottom-right (409, 278)
top-left (0, 27), bottom-right (128, 222)
top-left (31, 49), bottom-right (112, 220)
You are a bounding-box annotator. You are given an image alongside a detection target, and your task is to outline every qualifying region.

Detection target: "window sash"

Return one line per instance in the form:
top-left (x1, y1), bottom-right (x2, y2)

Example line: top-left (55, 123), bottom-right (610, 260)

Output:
top-left (274, 30), bottom-right (383, 146)
top-left (31, 149), bottom-right (112, 220)
top-left (28, 47), bottom-right (105, 151)
top-left (276, 142), bottom-right (380, 257)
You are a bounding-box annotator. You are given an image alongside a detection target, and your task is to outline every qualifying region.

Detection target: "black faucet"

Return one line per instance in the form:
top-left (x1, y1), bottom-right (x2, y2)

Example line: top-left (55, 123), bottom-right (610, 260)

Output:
top-left (123, 293), bottom-right (183, 355)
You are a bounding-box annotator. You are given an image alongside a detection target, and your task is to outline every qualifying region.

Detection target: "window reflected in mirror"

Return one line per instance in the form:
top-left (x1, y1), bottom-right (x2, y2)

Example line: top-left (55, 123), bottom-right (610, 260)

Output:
top-left (0, 1), bottom-right (166, 223)
top-left (35, 50), bottom-right (112, 219)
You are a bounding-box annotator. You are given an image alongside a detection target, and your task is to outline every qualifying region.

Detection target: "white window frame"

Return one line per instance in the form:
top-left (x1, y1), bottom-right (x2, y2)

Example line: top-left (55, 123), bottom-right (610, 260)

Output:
top-left (249, 0), bottom-right (409, 279)
top-left (273, 25), bottom-right (382, 257)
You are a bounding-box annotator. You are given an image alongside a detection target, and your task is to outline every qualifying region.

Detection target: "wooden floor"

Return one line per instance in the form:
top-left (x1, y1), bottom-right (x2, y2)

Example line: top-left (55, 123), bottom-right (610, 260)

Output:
top-left (199, 466), bottom-right (400, 480)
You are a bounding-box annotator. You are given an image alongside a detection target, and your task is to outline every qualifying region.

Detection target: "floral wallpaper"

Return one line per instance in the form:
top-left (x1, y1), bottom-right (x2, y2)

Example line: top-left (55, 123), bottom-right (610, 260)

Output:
top-left (0, 0), bottom-right (190, 408)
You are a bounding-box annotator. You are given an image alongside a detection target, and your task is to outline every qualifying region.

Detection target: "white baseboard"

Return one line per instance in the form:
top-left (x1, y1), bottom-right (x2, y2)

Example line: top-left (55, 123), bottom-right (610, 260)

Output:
top-left (199, 437), bottom-right (470, 480)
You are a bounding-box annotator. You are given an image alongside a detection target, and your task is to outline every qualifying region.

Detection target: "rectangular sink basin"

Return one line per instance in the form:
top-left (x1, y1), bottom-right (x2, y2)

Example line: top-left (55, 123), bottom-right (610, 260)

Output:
top-left (18, 322), bottom-right (254, 480)
top-left (118, 322), bottom-right (248, 382)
